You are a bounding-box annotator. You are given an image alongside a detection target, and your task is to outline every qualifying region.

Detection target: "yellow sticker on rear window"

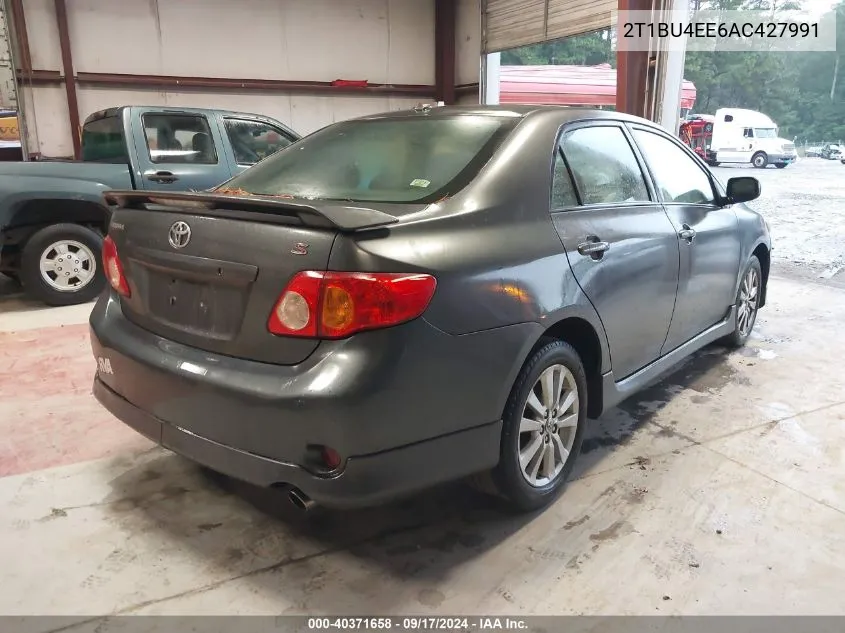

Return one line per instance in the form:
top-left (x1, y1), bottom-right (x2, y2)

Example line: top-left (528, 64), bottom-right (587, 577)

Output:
top-left (409, 179), bottom-right (431, 188)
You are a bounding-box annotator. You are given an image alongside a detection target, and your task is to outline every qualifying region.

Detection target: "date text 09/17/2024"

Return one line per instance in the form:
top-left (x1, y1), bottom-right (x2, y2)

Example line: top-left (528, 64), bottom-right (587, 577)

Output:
top-left (307, 618), bottom-right (529, 631)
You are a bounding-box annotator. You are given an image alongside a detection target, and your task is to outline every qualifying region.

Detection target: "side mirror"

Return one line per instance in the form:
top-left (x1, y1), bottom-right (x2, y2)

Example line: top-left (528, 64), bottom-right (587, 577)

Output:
top-left (724, 176), bottom-right (760, 204)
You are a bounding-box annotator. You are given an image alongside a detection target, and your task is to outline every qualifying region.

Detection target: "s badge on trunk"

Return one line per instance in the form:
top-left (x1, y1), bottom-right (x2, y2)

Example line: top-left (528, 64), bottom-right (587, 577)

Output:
top-left (168, 221), bottom-right (191, 249)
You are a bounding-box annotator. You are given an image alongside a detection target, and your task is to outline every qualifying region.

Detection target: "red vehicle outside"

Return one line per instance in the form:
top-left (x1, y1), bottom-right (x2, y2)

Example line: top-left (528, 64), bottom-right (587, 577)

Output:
top-left (680, 115), bottom-right (715, 162)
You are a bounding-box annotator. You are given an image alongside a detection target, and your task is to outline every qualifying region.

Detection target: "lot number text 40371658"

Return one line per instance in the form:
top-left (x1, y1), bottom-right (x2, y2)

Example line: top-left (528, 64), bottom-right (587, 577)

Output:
top-left (306, 618), bottom-right (529, 631)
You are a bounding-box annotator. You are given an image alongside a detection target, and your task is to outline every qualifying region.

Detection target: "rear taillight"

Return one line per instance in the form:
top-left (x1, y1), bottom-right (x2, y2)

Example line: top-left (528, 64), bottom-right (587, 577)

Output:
top-left (102, 235), bottom-right (130, 297)
top-left (268, 271), bottom-right (437, 339)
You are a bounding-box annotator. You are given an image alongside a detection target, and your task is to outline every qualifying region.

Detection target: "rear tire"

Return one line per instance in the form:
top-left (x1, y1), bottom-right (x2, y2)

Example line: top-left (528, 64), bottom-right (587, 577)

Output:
top-left (486, 340), bottom-right (588, 512)
top-left (720, 255), bottom-right (762, 349)
top-left (20, 223), bottom-right (105, 306)
top-left (752, 152), bottom-right (768, 168)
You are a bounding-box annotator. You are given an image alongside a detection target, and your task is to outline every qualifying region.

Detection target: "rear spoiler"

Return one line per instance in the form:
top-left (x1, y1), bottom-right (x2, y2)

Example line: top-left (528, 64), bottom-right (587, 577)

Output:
top-left (102, 190), bottom-right (400, 232)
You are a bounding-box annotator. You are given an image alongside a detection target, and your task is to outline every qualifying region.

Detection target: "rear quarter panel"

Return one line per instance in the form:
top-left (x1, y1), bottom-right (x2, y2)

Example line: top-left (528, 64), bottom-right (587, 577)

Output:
top-left (328, 113), bottom-right (612, 373)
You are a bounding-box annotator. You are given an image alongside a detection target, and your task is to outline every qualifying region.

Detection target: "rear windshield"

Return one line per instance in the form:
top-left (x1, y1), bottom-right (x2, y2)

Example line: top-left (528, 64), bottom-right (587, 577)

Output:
top-left (219, 114), bottom-right (518, 204)
top-left (81, 116), bottom-right (128, 163)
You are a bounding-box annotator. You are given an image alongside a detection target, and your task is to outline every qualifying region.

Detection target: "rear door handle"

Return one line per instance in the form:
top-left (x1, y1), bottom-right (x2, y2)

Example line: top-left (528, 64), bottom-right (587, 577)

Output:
top-left (577, 239), bottom-right (610, 259)
top-left (145, 170), bottom-right (179, 184)
top-left (678, 225), bottom-right (696, 242)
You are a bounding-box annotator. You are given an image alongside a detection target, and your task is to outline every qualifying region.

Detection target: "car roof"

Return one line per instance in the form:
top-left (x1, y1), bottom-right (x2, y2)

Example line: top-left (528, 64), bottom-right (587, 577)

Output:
top-left (349, 104), bottom-right (661, 128)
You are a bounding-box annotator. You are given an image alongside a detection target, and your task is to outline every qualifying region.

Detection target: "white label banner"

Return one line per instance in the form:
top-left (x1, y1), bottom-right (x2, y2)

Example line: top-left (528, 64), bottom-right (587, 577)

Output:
top-left (612, 9), bottom-right (837, 52)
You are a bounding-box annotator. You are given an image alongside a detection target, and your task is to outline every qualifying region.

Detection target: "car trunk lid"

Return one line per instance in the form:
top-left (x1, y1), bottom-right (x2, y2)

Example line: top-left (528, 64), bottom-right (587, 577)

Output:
top-left (103, 191), bottom-right (399, 366)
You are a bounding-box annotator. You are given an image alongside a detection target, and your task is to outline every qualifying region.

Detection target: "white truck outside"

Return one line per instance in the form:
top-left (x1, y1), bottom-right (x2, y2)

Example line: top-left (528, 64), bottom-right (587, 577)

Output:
top-left (706, 108), bottom-right (796, 169)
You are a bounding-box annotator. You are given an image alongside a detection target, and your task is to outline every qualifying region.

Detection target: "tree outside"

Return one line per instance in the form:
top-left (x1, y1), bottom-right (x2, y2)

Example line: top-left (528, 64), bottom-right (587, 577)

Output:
top-left (501, 0), bottom-right (845, 142)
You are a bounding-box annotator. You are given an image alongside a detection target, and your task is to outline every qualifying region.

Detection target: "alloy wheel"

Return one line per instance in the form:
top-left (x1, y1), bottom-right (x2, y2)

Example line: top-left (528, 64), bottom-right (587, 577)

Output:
top-left (39, 239), bottom-right (97, 292)
top-left (737, 266), bottom-right (759, 336)
top-left (518, 364), bottom-right (579, 487)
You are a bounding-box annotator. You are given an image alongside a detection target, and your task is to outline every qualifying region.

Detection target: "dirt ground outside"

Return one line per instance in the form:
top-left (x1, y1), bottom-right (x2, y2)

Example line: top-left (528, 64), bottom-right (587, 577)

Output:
top-left (712, 157), bottom-right (845, 287)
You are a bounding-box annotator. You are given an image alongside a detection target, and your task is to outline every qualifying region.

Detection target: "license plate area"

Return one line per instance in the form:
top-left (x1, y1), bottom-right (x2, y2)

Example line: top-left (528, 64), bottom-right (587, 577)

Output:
top-left (146, 272), bottom-right (247, 340)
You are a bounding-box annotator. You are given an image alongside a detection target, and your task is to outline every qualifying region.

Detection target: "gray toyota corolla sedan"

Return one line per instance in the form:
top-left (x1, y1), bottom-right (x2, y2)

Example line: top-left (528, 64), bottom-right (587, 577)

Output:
top-left (90, 105), bottom-right (770, 512)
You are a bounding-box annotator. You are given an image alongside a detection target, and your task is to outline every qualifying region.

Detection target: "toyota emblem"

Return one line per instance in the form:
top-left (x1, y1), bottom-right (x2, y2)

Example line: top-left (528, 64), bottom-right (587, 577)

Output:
top-left (168, 221), bottom-right (191, 249)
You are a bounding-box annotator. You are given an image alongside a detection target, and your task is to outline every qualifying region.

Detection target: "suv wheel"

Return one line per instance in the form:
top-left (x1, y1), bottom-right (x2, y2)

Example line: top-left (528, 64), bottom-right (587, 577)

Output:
top-left (20, 224), bottom-right (105, 306)
top-left (487, 340), bottom-right (588, 512)
top-left (721, 255), bottom-right (762, 348)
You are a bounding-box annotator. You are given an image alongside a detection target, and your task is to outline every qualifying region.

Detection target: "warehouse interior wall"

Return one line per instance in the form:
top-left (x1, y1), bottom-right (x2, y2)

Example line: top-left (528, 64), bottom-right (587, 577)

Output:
top-left (16, 0), bottom-right (442, 157)
top-left (10, 0), bottom-right (675, 157)
top-left (455, 0), bottom-right (481, 103)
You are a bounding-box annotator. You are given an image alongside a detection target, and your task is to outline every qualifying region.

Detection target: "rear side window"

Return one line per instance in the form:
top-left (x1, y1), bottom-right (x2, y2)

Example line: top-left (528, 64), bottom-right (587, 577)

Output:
top-left (142, 114), bottom-right (218, 164)
top-left (224, 119), bottom-right (296, 165)
top-left (551, 149), bottom-right (578, 208)
top-left (561, 126), bottom-right (650, 205)
top-left (81, 116), bottom-right (128, 163)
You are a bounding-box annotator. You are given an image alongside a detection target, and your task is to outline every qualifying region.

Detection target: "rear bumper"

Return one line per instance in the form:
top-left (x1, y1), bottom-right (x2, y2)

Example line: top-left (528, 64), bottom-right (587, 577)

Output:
top-left (93, 377), bottom-right (500, 508)
top-left (89, 293), bottom-right (540, 508)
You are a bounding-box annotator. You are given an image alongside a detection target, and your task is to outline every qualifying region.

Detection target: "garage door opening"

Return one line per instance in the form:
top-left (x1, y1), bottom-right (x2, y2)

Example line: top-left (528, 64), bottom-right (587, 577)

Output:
top-left (483, 29), bottom-right (696, 121)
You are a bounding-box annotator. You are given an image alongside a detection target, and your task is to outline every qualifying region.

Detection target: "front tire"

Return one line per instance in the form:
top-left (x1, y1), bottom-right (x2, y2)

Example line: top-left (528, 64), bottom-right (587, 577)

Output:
top-left (489, 340), bottom-right (588, 512)
top-left (752, 152), bottom-right (768, 168)
top-left (721, 255), bottom-right (762, 348)
top-left (775, 163), bottom-right (787, 169)
top-left (20, 224), bottom-right (105, 306)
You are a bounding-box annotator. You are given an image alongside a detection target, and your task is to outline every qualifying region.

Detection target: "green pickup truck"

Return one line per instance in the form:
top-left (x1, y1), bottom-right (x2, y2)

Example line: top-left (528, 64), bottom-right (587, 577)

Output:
top-left (0, 105), bottom-right (299, 306)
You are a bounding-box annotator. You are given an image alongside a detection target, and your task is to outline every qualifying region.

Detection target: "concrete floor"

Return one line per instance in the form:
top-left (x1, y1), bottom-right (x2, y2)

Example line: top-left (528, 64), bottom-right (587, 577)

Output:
top-left (2, 268), bottom-right (844, 617)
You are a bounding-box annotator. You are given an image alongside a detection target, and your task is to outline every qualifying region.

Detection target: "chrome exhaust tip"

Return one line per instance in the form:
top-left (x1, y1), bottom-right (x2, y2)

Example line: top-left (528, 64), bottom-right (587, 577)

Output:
top-left (288, 488), bottom-right (316, 511)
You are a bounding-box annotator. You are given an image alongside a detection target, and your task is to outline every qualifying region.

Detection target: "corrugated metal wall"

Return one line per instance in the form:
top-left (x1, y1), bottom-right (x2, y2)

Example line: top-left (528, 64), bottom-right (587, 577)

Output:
top-left (0, 2), bottom-right (17, 111)
top-left (18, 0), bottom-right (449, 157)
top-left (456, 0), bottom-right (482, 103)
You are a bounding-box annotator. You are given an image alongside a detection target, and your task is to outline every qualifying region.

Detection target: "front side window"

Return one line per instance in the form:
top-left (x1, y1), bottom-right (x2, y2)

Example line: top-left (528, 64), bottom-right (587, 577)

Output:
top-left (81, 116), bottom-right (127, 163)
top-left (142, 114), bottom-right (218, 164)
top-left (220, 115), bottom-right (517, 204)
top-left (561, 126), bottom-right (650, 205)
top-left (224, 119), bottom-right (295, 165)
top-left (743, 128), bottom-right (754, 138)
top-left (633, 129), bottom-right (715, 205)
